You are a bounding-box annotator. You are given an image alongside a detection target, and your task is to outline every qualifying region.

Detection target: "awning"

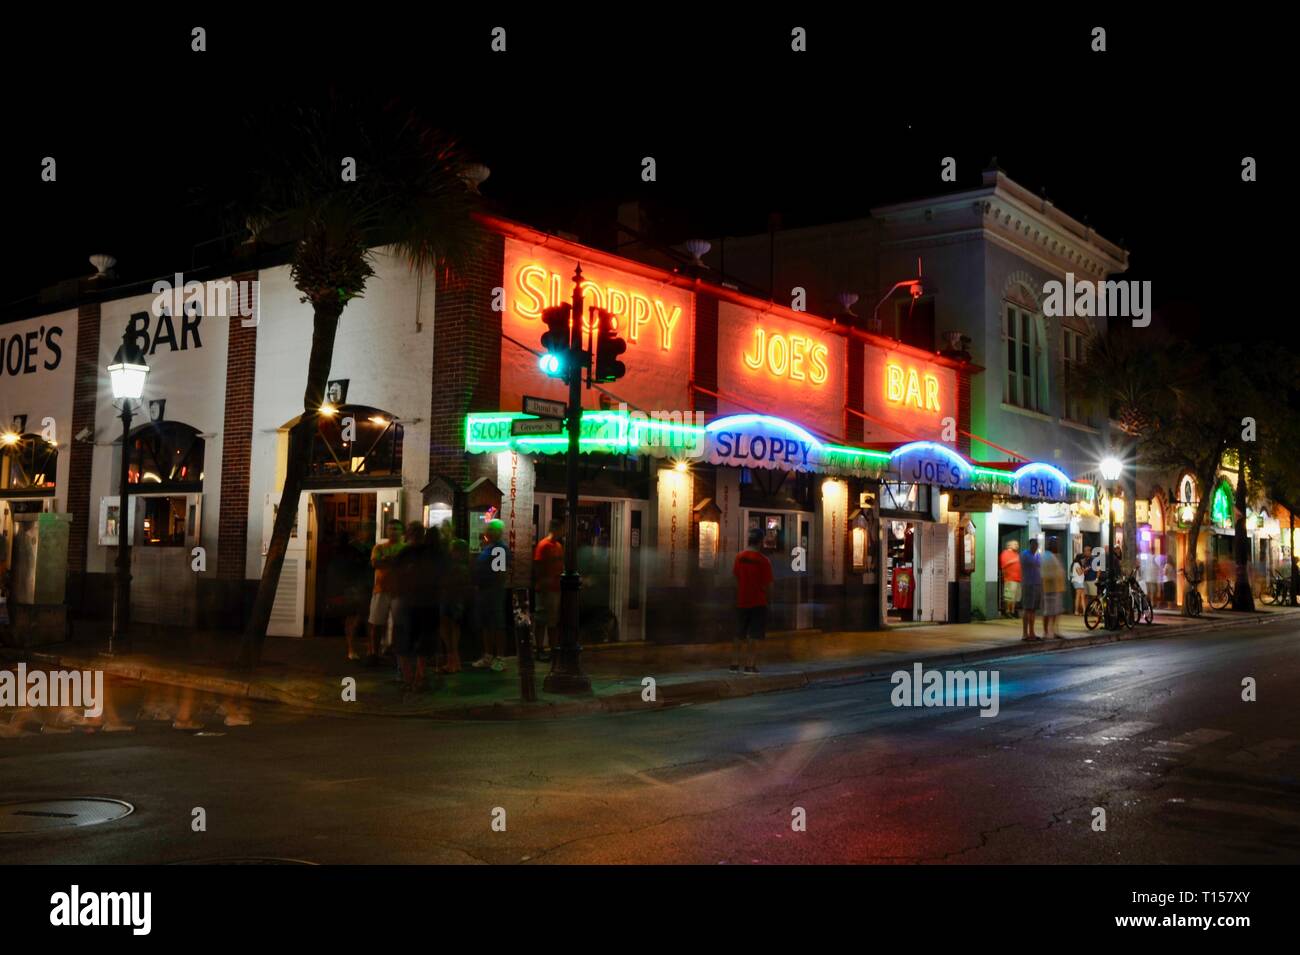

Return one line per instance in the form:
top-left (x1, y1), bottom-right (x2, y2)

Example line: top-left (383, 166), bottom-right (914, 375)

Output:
top-left (464, 410), bottom-right (1093, 504)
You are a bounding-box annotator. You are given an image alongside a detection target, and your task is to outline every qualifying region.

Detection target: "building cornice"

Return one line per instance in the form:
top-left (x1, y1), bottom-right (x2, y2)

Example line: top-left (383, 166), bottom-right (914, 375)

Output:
top-left (872, 170), bottom-right (1129, 278)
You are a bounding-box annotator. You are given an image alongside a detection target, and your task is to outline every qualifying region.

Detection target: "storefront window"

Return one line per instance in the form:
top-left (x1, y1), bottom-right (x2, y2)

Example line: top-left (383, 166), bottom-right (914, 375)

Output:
top-left (880, 481), bottom-right (931, 516)
top-left (138, 496), bottom-right (190, 546)
top-left (128, 421), bottom-right (204, 490)
top-left (309, 406), bottom-right (403, 480)
top-left (748, 512), bottom-right (786, 554)
top-left (0, 434), bottom-right (57, 491)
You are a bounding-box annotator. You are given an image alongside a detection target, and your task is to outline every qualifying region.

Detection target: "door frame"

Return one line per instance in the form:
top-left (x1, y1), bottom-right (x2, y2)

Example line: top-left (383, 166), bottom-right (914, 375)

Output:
top-left (537, 491), bottom-right (646, 642)
top-left (264, 485), bottom-right (401, 638)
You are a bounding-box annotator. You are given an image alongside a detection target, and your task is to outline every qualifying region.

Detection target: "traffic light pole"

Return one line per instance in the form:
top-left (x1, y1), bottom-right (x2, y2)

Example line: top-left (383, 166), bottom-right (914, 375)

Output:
top-left (544, 265), bottom-right (593, 694)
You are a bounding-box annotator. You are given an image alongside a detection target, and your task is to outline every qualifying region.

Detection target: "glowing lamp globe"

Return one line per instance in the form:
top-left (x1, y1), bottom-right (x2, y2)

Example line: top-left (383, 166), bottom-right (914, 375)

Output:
top-left (108, 333), bottom-right (149, 401)
top-left (1099, 456), bottom-right (1123, 482)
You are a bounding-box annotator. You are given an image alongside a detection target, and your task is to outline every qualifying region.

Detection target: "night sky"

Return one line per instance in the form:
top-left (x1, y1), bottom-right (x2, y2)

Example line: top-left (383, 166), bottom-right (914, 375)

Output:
top-left (5, 13), bottom-right (1282, 346)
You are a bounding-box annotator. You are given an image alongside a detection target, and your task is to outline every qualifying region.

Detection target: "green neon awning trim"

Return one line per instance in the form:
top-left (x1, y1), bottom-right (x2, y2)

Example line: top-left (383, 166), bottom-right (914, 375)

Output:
top-left (463, 411), bottom-right (1090, 503)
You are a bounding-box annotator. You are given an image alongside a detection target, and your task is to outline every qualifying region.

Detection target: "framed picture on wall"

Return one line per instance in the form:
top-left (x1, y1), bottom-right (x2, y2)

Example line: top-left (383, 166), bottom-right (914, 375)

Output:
top-left (337, 502), bottom-right (347, 519)
top-left (348, 496), bottom-right (360, 517)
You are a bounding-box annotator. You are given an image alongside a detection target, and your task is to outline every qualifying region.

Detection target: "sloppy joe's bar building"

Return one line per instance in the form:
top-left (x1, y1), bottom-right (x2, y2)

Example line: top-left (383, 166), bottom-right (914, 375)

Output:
top-left (441, 216), bottom-right (1092, 642)
top-left (0, 214), bottom-right (1092, 643)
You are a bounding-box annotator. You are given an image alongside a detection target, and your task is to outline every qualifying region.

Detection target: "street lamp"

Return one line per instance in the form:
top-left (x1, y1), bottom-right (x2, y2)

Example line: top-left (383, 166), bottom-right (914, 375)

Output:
top-left (107, 327), bottom-right (149, 654)
top-left (870, 257), bottom-right (933, 335)
top-left (1097, 453), bottom-right (1127, 575)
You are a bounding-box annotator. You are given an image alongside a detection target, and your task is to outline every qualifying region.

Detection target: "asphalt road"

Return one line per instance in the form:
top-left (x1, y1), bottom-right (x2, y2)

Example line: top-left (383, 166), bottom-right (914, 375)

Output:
top-left (2, 617), bottom-right (1298, 864)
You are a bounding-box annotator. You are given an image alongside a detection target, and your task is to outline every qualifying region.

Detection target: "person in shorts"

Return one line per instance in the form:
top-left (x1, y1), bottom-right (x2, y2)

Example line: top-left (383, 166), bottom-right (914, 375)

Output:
top-left (1070, 551), bottom-right (1087, 615)
top-left (367, 520), bottom-right (405, 666)
top-left (732, 528), bottom-right (774, 674)
top-left (1040, 537), bottom-right (1067, 638)
top-left (1019, 538), bottom-right (1043, 641)
top-left (999, 540), bottom-right (1022, 617)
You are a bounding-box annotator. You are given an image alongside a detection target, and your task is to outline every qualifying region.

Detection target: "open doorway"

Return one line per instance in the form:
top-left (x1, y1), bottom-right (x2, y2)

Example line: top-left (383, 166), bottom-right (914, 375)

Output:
top-left (309, 491), bottom-right (378, 637)
top-left (886, 519), bottom-right (919, 622)
top-left (550, 498), bottom-right (616, 641)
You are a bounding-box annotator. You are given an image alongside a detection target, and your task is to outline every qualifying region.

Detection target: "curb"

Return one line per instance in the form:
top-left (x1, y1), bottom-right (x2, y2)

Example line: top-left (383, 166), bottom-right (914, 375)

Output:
top-left (3, 610), bottom-right (1291, 721)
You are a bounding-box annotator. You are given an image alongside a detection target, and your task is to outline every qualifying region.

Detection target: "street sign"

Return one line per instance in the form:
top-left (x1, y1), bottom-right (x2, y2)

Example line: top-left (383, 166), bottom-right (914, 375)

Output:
top-left (510, 417), bottom-right (565, 437)
top-left (522, 395), bottom-right (567, 420)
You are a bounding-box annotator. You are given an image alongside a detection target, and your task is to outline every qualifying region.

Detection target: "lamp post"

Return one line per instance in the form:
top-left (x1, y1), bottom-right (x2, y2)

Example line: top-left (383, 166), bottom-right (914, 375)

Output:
top-left (1099, 454), bottom-right (1123, 577)
top-left (543, 265), bottom-right (593, 694)
top-left (106, 327), bottom-right (149, 655)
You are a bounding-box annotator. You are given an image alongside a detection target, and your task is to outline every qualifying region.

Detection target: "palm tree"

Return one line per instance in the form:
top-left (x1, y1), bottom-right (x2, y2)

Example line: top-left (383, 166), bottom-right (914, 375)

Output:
top-left (221, 93), bottom-right (480, 667)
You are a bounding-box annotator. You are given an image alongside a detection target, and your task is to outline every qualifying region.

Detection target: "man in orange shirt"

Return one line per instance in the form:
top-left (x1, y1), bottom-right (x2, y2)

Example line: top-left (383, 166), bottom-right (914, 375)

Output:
top-left (732, 528), bottom-right (774, 674)
top-left (999, 539), bottom-right (1022, 618)
top-left (532, 519), bottom-right (565, 662)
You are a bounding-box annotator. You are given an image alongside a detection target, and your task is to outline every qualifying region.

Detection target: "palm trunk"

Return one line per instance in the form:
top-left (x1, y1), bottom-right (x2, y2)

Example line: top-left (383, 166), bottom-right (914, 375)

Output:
top-left (240, 302), bottom-right (343, 668)
top-left (1182, 445), bottom-right (1223, 616)
top-left (1122, 436), bottom-right (1139, 576)
top-left (1231, 457), bottom-right (1256, 612)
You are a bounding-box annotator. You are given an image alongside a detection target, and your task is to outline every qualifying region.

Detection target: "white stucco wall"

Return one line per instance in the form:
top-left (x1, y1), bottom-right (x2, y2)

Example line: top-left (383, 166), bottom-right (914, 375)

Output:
top-left (87, 291), bottom-right (230, 574)
top-left (245, 248), bottom-right (436, 578)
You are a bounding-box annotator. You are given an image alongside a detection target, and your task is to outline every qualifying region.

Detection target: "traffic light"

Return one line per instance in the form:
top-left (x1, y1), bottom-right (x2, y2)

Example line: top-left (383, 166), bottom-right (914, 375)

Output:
top-left (593, 308), bottom-right (627, 382)
top-left (539, 303), bottom-right (571, 378)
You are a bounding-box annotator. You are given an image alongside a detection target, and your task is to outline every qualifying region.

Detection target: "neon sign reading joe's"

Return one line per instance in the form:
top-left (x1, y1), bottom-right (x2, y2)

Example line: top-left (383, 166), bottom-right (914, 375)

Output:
top-left (742, 328), bottom-right (829, 385)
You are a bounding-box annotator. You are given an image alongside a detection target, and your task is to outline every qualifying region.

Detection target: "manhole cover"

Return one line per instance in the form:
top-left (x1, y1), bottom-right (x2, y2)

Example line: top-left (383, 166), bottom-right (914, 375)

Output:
top-left (0, 798), bottom-right (134, 834)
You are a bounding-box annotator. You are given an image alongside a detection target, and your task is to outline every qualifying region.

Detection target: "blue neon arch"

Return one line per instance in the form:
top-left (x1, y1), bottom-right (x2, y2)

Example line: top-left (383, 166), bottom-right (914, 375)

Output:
top-left (889, 441), bottom-right (973, 473)
top-left (705, 414), bottom-right (825, 449)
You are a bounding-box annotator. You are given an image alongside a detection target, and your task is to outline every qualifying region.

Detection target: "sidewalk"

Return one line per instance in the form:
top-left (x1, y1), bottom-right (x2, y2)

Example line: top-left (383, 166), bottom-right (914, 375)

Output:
top-left (5, 604), bottom-right (1296, 720)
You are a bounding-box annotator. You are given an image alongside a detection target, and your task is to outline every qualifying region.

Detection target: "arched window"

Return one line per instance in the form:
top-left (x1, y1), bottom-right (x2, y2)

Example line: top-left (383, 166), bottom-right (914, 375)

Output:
top-left (1, 433), bottom-right (58, 493)
top-left (128, 421), bottom-right (205, 491)
top-left (308, 405), bottom-right (403, 480)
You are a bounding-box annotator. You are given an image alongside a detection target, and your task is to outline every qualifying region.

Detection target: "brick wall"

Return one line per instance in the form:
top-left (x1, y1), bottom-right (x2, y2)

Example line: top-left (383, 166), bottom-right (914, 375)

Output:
top-left (845, 337), bottom-right (864, 442)
top-left (429, 230), bottom-right (504, 485)
top-left (692, 291), bottom-right (718, 416)
top-left (66, 303), bottom-right (101, 577)
top-left (217, 271), bottom-right (257, 579)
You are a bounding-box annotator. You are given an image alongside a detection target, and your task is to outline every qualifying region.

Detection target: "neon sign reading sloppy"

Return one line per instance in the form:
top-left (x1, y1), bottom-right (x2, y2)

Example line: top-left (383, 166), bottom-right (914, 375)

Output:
top-left (885, 362), bottom-right (941, 412)
top-left (742, 328), bottom-right (829, 385)
top-left (512, 263), bottom-right (681, 351)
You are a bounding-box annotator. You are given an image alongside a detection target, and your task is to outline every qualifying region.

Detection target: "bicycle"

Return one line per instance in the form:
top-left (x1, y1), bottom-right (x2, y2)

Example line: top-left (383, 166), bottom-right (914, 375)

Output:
top-left (1084, 579), bottom-right (1129, 632)
top-left (1209, 576), bottom-right (1235, 611)
top-left (1124, 573), bottom-right (1154, 625)
top-left (1180, 568), bottom-right (1203, 617)
top-left (1259, 573), bottom-right (1290, 606)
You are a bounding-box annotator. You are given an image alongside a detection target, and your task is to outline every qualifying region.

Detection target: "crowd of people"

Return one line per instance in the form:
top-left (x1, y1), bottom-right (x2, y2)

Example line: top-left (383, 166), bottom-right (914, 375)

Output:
top-left (1000, 537), bottom-right (1121, 641)
top-left (321, 515), bottom-right (528, 691)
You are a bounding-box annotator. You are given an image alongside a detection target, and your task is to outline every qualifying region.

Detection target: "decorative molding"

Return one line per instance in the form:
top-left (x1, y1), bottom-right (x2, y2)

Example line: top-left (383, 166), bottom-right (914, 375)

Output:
top-left (1002, 269), bottom-right (1044, 312)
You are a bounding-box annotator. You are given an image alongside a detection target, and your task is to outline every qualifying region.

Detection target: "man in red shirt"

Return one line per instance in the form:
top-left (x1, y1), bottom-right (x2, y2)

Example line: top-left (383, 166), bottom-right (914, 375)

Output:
top-left (732, 528), bottom-right (774, 674)
top-left (532, 519), bottom-right (565, 662)
top-left (998, 539), bottom-right (1022, 618)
